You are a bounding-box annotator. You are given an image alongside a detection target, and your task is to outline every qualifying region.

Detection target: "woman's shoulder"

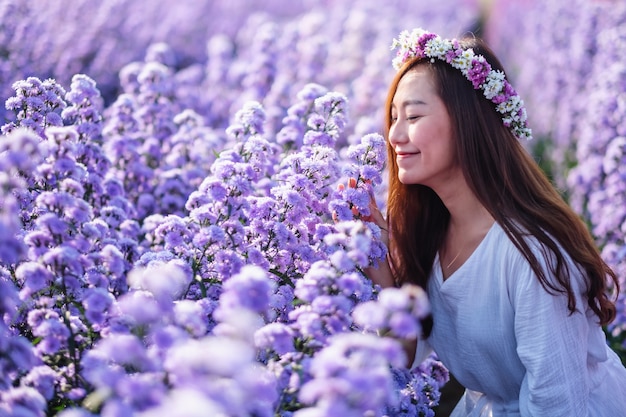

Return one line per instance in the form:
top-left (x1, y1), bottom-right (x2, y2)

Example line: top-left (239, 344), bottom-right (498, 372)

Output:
top-left (490, 220), bottom-right (567, 264)
top-left (491, 220), bottom-right (585, 291)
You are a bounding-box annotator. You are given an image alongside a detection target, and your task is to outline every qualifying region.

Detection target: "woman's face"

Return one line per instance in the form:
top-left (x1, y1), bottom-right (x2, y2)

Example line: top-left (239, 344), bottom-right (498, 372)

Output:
top-left (389, 66), bottom-right (459, 189)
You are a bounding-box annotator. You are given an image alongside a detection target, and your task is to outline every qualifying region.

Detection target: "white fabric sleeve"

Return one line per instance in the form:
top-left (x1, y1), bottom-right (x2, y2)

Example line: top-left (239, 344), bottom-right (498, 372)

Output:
top-left (510, 252), bottom-right (590, 417)
top-left (410, 337), bottom-right (433, 370)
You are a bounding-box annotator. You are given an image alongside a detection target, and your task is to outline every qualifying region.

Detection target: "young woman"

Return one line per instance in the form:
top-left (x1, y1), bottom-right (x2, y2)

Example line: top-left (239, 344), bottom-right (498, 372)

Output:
top-left (364, 28), bottom-right (626, 416)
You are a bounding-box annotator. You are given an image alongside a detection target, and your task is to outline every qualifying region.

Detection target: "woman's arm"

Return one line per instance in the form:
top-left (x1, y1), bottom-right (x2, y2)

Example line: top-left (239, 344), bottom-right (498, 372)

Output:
top-left (511, 253), bottom-right (591, 417)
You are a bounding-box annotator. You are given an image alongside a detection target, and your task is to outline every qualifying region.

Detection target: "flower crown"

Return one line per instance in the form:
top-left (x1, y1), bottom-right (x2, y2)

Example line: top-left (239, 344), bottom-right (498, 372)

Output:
top-left (391, 28), bottom-right (532, 141)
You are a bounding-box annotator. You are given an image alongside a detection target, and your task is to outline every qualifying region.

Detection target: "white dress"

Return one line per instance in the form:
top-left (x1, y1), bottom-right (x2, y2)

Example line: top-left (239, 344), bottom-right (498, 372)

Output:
top-left (414, 222), bottom-right (626, 417)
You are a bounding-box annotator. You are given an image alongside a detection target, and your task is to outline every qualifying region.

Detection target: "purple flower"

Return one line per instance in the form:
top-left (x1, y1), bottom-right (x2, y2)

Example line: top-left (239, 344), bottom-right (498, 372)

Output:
top-left (93, 333), bottom-right (154, 372)
top-left (100, 244), bottom-right (127, 279)
top-left (127, 260), bottom-right (192, 308)
top-left (82, 287), bottom-right (114, 325)
top-left (2, 336), bottom-right (37, 378)
top-left (32, 317), bottom-right (70, 355)
top-left (15, 262), bottom-right (53, 298)
top-left (173, 300), bottom-right (207, 337)
top-left (41, 245), bottom-right (84, 279)
top-left (134, 388), bottom-right (225, 417)
top-left (164, 337), bottom-right (254, 383)
top-left (22, 365), bottom-right (58, 400)
top-left (351, 301), bottom-right (387, 332)
top-left (215, 265), bottom-right (276, 318)
top-left (255, 322), bottom-right (295, 354)
top-left (230, 101), bottom-right (266, 136)
top-left (112, 290), bottom-right (161, 327)
top-left (353, 285), bottom-right (431, 340)
top-left (297, 333), bottom-right (405, 414)
top-left (0, 386), bottom-right (47, 417)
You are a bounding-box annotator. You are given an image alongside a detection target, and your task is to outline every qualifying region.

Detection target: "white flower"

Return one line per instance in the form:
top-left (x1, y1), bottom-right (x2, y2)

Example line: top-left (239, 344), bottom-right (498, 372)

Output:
top-left (425, 38), bottom-right (449, 59)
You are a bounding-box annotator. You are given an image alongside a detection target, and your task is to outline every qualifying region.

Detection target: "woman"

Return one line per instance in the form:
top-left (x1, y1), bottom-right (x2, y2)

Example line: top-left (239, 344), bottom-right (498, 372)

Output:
top-left (364, 28), bottom-right (626, 416)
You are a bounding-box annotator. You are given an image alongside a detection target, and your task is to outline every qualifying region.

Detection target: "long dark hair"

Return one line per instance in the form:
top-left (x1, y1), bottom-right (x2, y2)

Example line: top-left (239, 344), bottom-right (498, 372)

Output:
top-left (384, 36), bottom-right (618, 325)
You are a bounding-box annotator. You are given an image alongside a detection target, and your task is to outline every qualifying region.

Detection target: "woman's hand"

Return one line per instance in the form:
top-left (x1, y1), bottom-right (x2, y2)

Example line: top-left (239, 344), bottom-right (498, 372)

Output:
top-left (336, 178), bottom-right (395, 288)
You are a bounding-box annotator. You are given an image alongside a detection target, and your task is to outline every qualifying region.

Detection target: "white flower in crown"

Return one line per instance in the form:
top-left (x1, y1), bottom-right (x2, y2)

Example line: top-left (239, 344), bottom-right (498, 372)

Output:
top-left (452, 49), bottom-right (475, 75)
top-left (483, 71), bottom-right (506, 100)
top-left (390, 28), bottom-right (532, 141)
top-left (424, 38), bottom-right (450, 60)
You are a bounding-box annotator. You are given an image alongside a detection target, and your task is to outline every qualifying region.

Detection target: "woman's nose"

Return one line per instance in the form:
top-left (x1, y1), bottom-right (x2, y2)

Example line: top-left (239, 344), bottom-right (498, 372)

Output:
top-left (388, 120), bottom-right (407, 146)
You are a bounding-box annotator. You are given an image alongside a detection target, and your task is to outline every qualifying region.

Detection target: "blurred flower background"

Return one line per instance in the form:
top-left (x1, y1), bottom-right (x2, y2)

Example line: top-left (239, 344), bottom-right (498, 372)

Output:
top-left (0, 0), bottom-right (624, 416)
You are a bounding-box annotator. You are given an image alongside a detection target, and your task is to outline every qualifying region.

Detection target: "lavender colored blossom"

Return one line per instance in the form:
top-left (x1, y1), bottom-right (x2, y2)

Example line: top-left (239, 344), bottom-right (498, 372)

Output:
top-left (127, 260), bottom-right (192, 308)
top-left (32, 316), bottom-right (70, 355)
top-left (214, 265), bottom-right (276, 320)
top-left (15, 262), bottom-right (53, 298)
top-left (2, 77), bottom-right (67, 138)
top-left (164, 337), bottom-right (254, 383)
top-left (134, 388), bottom-right (225, 417)
top-left (82, 287), bottom-right (114, 325)
top-left (227, 100), bottom-right (266, 137)
top-left (83, 333), bottom-right (155, 385)
top-left (22, 365), bottom-right (58, 401)
top-left (0, 386), bottom-right (47, 417)
top-left (173, 300), bottom-right (208, 338)
top-left (62, 74), bottom-right (104, 139)
top-left (353, 285), bottom-right (431, 340)
top-left (296, 333), bottom-right (405, 415)
top-left (1, 336), bottom-right (37, 384)
top-left (255, 322), bottom-right (296, 355)
top-left (112, 290), bottom-right (162, 328)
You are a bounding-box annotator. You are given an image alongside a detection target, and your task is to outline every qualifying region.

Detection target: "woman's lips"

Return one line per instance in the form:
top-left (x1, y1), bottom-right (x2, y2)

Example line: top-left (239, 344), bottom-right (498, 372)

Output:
top-left (396, 151), bottom-right (420, 160)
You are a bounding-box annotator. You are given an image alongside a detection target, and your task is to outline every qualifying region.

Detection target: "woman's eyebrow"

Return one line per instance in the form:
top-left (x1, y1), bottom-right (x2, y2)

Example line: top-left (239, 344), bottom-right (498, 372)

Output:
top-left (401, 99), bottom-right (427, 106)
top-left (392, 99), bottom-right (427, 110)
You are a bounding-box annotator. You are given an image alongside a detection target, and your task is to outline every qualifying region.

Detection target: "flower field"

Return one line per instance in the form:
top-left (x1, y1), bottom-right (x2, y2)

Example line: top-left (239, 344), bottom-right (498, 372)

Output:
top-left (0, 0), bottom-right (624, 416)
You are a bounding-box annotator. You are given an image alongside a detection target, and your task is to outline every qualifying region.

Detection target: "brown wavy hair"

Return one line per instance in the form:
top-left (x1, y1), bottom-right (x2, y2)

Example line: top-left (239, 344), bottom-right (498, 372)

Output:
top-left (384, 36), bottom-right (619, 325)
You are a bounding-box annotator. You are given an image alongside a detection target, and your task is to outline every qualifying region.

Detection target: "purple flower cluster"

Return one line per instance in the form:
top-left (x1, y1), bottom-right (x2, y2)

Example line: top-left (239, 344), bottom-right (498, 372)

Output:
top-left (353, 285), bottom-right (431, 340)
top-left (2, 77), bottom-right (66, 137)
top-left (0, 1), bottom-right (490, 415)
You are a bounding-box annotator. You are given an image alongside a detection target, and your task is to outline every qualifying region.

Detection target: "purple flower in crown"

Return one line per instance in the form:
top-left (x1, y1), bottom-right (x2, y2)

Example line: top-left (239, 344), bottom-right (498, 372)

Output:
top-left (416, 32), bottom-right (437, 57)
top-left (468, 57), bottom-right (492, 88)
top-left (444, 40), bottom-right (462, 63)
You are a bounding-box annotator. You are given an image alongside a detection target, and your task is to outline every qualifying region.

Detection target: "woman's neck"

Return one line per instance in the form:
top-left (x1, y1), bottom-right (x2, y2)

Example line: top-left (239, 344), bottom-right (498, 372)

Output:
top-left (435, 176), bottom-right (495, 279)
top-left (435, 175), bottom-right (493, 232)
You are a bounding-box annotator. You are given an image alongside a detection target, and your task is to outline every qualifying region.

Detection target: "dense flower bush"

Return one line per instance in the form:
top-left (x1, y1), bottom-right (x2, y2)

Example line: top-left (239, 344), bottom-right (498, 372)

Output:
top-left (485, 0), bottom-right (626, 362)
top-left (0, 75), bottom-right (449, 416)
top-left (0, 2), bottom-right (486, 414)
